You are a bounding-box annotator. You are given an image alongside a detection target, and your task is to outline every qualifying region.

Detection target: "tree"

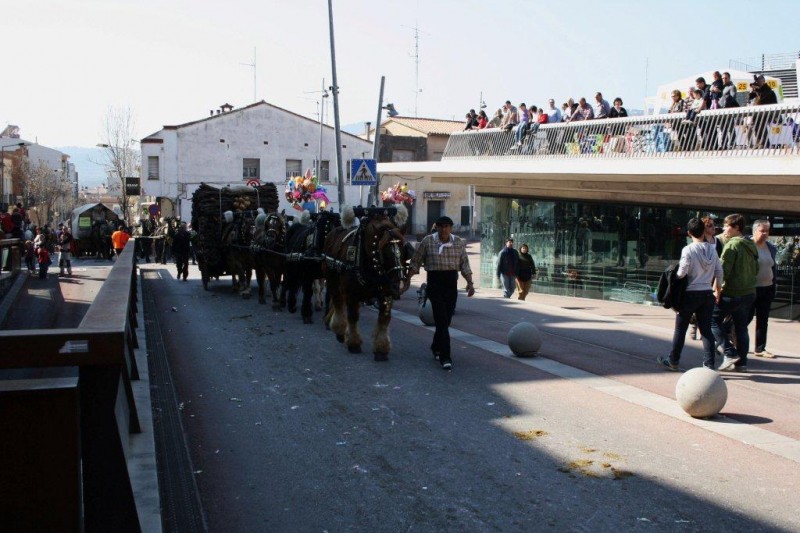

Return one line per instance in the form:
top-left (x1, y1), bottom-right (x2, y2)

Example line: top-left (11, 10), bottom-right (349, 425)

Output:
top-left (18, 158), bottom-right (61, 224)
top-left (100, 105), bottom-right (140, 223)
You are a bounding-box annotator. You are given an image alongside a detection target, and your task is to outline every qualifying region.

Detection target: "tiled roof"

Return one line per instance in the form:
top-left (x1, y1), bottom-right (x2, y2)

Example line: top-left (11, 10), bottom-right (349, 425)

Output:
top-left (384, 117), bottom-right (464, 136)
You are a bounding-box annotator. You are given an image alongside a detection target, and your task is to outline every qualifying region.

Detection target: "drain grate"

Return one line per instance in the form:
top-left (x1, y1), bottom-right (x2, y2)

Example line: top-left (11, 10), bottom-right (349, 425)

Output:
top-left (142, 271), bottom-right (208, 532)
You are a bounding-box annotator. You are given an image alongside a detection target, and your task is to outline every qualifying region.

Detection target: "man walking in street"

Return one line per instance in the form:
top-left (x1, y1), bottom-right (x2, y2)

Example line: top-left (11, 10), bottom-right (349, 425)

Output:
top-left (658, 218), bottom-right (722, 371)
top-left (172, 222), bottom-right (191, 281)
top-left (712, 214), bottom-right (759, 372)
top-left (497, 238), bottom-right (519, 298)
top-left (409, 216), bottom-right (475, 371)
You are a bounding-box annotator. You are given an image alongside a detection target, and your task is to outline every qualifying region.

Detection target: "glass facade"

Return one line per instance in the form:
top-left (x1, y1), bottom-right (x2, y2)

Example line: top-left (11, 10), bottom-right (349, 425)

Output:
top-left (479, 196), bottom-right (800, 320)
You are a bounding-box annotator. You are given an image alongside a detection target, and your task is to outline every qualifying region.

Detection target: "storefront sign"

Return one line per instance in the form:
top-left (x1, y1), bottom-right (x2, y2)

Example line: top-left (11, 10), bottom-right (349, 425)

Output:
top-left (125, 177), bottom-right (141, 196)
top-left (423, 191), bottom-right (451, 199)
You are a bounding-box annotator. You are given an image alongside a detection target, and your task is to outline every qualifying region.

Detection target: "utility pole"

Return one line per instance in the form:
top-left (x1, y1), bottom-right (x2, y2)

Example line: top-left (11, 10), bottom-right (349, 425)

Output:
top-left (369, 76), bottom-right (385, 206)
top-left (328, 0), bottom-right (345, 209)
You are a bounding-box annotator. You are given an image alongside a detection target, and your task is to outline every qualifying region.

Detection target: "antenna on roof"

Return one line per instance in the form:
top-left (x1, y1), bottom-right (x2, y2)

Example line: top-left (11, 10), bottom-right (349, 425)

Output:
top-left (240, 47), bottom-right (257, 102)
top-left (402, 22), bottom-right (429, 117)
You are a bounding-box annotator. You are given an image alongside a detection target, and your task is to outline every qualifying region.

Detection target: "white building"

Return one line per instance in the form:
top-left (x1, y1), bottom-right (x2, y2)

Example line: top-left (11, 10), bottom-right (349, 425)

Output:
top-left (1, 126), bottom-right (77, 210)
top-left (140, 101), bottom-right (374, 221)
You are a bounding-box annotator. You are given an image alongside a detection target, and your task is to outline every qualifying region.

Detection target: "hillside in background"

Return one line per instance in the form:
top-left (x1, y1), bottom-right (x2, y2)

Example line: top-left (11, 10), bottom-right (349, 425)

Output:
top-left (56, 146), bottom-right (107, 188)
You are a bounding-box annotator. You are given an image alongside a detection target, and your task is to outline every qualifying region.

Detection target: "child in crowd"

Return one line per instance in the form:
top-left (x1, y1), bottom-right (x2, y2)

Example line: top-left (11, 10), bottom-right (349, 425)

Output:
top-left (37, 246), bottom-right (51, 280)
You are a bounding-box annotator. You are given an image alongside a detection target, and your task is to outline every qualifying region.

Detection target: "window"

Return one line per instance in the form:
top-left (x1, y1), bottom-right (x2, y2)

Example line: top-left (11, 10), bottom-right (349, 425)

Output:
top-left (147, 156), bottom-right (159, 180)
top-left (319, 160), bottom-right (330, 181)
top-left (243, 158), bottom-right (260, 179)
top-left (285, 159), bottom-right (302, 179)
top-left (461, 206), bottom-right (472, 227)
top-left (391, 149), bottom-right (415, 162)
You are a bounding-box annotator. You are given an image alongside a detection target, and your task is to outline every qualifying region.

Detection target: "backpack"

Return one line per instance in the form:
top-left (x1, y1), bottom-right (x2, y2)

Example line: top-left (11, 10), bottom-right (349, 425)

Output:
top-left (657, 263), bottom-right (687, 311)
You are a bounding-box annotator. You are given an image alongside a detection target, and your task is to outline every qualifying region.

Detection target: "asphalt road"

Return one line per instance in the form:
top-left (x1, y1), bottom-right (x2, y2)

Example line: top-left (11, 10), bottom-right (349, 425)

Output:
top-left (145, 263), bottom-right (799, 532)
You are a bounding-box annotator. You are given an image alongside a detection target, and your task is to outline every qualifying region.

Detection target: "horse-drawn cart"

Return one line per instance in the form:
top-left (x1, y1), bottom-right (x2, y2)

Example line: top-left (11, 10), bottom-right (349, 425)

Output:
top-left (190, 183), bottom-right (279, 290)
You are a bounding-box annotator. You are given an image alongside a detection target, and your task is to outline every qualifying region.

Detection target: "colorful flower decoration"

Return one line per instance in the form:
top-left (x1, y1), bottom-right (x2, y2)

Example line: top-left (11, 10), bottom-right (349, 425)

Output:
top-left (285, 168), bottom-right (330, 211)
top-left (380, 182), bottom-right (415, 205)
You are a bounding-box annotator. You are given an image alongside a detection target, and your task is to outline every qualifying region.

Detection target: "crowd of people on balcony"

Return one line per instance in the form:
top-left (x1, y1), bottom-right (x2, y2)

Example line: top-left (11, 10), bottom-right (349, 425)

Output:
top-left (461, 70), bottom-right (797, 153)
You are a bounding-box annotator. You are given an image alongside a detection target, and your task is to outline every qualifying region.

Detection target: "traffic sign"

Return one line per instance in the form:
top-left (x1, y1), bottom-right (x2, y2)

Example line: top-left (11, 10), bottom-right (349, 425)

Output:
top-left (350, 159), bottom-right (377, 186)
top-left (246, 178), bottom-right (261, 187)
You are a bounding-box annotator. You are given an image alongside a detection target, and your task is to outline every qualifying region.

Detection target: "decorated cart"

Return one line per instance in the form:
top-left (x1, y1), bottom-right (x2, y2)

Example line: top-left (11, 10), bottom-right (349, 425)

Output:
top-left (190, 182), bottom-right (279, 290)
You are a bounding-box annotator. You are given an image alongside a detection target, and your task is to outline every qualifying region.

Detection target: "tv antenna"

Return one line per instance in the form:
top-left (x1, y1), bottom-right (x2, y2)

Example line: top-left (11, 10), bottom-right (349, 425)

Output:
top-left (240, 47), bottom-right (257, 102)
top-left (402, 23), bottom-right (429, 117)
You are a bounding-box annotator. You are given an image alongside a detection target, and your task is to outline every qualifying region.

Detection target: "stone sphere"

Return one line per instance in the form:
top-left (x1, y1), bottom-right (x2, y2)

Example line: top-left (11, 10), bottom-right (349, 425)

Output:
top-left (507, 322), bottom-right (542, 357)
top-left (418, 302), bottom-right (435, 326)
top-left (675, 367), bottom-right (728, 418)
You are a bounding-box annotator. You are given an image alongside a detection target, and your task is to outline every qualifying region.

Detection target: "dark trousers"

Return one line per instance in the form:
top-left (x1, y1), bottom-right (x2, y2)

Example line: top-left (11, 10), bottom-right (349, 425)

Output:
top-left (426, 270), bottom-right (459, 358)
top-left (712, 293), bottom-right (756, 366)
top-left (669, 290), bottom-right (716, 368)
top-left (749, 285), bottom-right (775, 353)
top-left (174, 253), bottom-right (189, 280)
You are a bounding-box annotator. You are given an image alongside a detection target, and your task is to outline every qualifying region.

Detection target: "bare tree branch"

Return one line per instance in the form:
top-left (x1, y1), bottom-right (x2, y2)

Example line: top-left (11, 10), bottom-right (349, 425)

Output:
top-left (100, 105), bottom-right (140, 223)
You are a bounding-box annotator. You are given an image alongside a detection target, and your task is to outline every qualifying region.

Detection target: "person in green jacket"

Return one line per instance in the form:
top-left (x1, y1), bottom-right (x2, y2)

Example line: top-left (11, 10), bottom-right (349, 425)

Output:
top-left (712, 213), bottom-right (758, 372)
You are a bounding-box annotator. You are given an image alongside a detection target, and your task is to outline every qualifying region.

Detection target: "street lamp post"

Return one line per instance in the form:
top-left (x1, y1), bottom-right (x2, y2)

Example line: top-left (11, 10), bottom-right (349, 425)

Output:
top-left (0, 142), bottom-right (29, 210)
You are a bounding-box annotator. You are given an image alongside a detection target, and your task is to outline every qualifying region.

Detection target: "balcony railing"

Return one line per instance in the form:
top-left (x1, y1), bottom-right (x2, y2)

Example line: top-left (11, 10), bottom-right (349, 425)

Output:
top-left (442, 103), bottom-right (800, 161)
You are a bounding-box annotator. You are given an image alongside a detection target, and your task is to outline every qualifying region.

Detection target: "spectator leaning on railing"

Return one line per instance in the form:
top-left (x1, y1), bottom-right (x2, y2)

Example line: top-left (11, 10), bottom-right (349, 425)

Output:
top-left (608, 98), bottom-right (628, 118)
top-left (546, 99), bottom-right (562, 123)
top-left (594, 92), bottom-right (610, 119)
top-left (568, 98), bottom-right (594, 122)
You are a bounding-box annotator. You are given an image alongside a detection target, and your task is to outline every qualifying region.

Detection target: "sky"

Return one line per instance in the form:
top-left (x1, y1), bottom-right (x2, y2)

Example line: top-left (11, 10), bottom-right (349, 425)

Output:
top-left (3, 0), bottom-right (800, 177)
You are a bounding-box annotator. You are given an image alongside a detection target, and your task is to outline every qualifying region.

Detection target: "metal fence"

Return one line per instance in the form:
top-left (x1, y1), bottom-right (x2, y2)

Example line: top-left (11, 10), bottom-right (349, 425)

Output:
top-left (442, 103), bottom-right (800, 161)
top-left (0, 243), bottom-right (144, 531)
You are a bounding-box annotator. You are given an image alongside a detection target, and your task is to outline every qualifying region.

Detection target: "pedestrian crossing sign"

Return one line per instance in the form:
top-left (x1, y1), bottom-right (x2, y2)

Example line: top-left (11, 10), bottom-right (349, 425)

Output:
top-left (351, 158), bottom-right (377, 185)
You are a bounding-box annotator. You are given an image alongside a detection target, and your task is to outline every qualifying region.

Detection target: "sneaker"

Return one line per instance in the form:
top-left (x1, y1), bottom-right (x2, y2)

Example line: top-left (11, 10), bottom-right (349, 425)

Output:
top-left (718, 356), bottom-right (741, 371)
top-left (703, 364), bottom-right (716, 370)
top-left (730, 365), bottom-right (748, 373)
top-left (440, 357), bottom-right (453, 370)
top-left (657, 356), bottom-right (679, 372)
top-left (754, 350), bottom-right (775, 359)
top-left (432, 350), bottom-right (441, 361)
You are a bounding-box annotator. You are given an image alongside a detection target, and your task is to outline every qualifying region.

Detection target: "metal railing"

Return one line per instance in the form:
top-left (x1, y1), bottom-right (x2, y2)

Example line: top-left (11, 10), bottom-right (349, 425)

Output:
top-left (442, 103), bottom-right (800, 161)
top-left (0, 243), bottom-right (143, 531)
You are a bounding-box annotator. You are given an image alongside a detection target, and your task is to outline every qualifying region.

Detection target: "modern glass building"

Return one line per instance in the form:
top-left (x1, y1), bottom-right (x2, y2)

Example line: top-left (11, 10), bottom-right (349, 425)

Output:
top-left (381, 103), bottom-right (800, 320)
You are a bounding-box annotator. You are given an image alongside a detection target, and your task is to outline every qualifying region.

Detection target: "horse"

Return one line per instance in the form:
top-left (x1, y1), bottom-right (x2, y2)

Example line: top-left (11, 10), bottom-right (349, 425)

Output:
top-left (221, 210), bottom-right (257, 297)
top-left (251, 210), bottom-right (287, 308)
top-left (322, 205), bottom-right (411, 361)
top-left (283, 210), bottom-right (341, 324)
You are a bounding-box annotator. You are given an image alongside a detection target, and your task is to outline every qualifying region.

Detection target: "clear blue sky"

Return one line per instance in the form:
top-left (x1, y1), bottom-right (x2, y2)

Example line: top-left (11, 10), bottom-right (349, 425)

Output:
top-left (3, 0), bottom-right (799, 151)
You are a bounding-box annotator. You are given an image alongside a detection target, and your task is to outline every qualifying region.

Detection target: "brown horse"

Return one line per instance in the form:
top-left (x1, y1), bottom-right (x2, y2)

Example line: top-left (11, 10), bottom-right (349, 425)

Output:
top-left (251, 211), bottom-right (287, 308)
top-left (322, 205), bottom-right (410, 361)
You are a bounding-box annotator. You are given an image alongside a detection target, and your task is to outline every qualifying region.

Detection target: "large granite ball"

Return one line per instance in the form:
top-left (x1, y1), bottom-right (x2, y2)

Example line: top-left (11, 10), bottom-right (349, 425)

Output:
top-left (508, 322), bottom-right (542, 357)
top-left (675, 367), bottom-right (728, 418)
top-left (418, 302), bottom-right (434, 326)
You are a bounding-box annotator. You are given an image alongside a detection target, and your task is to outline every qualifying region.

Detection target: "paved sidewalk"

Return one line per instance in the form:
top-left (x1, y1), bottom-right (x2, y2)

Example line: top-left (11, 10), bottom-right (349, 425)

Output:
top-left (399, 237), bottom-right (800, 446)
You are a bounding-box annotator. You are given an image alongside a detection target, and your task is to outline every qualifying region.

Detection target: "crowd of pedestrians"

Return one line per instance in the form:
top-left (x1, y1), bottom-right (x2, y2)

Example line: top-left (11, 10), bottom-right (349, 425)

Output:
top-left (658, 214), bottom-right (779, 373)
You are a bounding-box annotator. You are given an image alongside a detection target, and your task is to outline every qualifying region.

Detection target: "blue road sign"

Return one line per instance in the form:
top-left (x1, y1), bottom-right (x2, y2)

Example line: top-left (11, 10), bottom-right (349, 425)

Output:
top-left (351, 158), bottom-right (377, 186)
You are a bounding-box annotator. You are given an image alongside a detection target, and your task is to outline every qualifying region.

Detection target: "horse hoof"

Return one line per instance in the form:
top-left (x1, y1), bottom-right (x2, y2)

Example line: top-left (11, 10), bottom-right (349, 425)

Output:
top-left (288, 307), bottom-right (297, 314)
top-left (336, 334), bottom-right (344, 343)
top-left (303, 316), bottom-right (313, 325)
top-left (374, 352), bottom-right (388, 362)
top-left (348, 345), bottom-right (362, 354)
top-left (272, 304), bottom-right (282, 311)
